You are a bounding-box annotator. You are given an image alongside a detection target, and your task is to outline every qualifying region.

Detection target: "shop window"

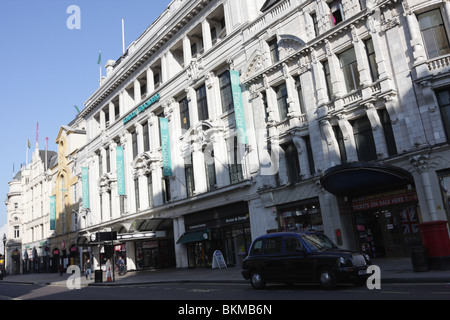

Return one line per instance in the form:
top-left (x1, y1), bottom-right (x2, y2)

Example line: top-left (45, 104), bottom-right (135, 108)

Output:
top-left (437, 87), bottom-right (450, 141)
top-left (279, 200), bottom-right (323, 232)
top-left (352, 116), bottom-right (377, 162)
top-left (339, 47), bottom-right (360, 93)
top-left (275, 83), bottom-right (289, 121)
top-left (418, 9), bottom-right (450, 60)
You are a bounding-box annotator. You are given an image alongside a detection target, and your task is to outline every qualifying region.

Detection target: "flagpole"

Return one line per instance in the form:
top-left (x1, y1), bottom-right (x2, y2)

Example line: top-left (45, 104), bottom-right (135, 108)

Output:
top-left (122, 18), bottom-right (125, 54)
top-left (25, 139), bottom-right (28, 167)
top-left (99, 50), bottom-right (102, 84)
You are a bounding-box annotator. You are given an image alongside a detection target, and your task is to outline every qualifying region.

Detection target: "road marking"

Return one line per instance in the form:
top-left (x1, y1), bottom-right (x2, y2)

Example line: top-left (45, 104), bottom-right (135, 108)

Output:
top-left (432, 292), bottom-right (450, 295)
top-left (382, 291), bottom-right (411, 294)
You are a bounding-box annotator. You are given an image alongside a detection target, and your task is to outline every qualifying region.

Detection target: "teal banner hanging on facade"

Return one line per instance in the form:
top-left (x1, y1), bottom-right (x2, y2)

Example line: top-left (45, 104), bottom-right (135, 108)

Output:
top-left (50, 195), bottom-right (56, 231)
top-left (81, 167), bottom-right (90, 209)
top-left (230, 70), bottom-right (248, 145)
top-left (160, 117), bottom-right (173, 176)
top-left (116, 146), bottom-right (126, 195)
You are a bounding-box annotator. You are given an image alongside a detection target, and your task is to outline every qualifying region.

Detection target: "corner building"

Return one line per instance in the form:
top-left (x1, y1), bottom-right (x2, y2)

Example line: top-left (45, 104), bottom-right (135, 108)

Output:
top-left (71, 0), bottom-right (450, 271)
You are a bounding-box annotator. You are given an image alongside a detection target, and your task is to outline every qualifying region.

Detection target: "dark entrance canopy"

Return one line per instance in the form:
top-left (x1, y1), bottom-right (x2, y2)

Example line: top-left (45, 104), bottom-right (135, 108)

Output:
top-left (320, 162), bottom-right (413, 197)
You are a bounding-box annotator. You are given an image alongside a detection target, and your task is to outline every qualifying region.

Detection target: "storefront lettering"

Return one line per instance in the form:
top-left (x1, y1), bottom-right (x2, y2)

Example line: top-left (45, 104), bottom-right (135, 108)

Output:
top-left (352, 192), bottom-right (417, 211)
top-left (123, 93), bottom-right (161, 125)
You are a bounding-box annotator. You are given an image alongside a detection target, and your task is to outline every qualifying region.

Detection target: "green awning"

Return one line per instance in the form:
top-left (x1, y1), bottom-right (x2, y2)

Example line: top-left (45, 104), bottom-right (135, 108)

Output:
top-left (177, 229), bottom-right (210, 244)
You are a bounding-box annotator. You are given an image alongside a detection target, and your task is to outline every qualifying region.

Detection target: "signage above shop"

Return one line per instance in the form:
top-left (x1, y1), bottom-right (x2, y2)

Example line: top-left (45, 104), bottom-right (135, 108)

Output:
top-left (123, 93), bottom-right (161, 125)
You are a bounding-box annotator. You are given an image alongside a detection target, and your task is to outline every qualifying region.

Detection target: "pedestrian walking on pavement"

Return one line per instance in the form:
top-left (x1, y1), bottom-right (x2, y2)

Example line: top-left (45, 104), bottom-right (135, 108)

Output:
top-left (117, 256), bottom-right (125, 276)
top-left (84, 259), bottom-right (92, 280)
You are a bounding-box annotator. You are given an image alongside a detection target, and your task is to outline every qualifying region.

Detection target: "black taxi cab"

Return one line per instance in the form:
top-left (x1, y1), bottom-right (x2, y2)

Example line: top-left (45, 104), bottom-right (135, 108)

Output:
top-left (241, 232), bottom-right (371, 290)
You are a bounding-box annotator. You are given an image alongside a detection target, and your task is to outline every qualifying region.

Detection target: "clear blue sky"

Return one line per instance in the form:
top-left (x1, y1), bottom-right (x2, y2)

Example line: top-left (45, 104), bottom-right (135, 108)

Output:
top-left (0, 0), bottom-right (170, 227)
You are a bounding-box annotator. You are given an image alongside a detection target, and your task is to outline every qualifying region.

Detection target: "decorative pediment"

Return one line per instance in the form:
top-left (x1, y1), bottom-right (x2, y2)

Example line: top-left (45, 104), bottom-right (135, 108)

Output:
top-left (278, 35), bottom-right (306, 59)
top-left (244, 51), bottom-right (264, 80)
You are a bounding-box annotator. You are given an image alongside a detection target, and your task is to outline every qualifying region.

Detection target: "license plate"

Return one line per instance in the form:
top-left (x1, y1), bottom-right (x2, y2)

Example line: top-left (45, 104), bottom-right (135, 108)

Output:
top-left (358, 269), bottom-right (367, 275)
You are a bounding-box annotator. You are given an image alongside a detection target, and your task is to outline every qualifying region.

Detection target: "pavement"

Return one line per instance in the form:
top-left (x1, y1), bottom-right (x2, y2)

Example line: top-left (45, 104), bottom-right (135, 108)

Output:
top-left (0, 257), bottom-right (449, 288)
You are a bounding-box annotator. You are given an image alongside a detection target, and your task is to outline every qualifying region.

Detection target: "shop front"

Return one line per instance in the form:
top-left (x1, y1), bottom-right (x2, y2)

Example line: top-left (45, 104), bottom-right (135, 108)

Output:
top-left (116, 230), bottom-right (176, 270)
top-left (351, 188), bottom-right (421, 257)
top-left (321, 162), bottom-right (421, 258)
top-left (177, 202), bottom-right (251, 268)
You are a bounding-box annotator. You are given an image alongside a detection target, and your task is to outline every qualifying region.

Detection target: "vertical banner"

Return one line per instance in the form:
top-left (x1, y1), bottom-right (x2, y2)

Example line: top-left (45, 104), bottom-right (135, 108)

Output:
top-left (50, 196), bottom-right (56, 231)
top-left (116, 146), bottom-right (126, 195)
top-left (230, 70), bottom-right (248, 145)
top-left (81, 167), bottom-right (90, 209)
top-left (160, 118), bottom-right (173, 176)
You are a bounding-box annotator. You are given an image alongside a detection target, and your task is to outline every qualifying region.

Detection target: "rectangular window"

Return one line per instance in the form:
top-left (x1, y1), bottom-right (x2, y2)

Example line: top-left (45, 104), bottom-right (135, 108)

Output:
top-left (352, 116), bottom-right (377, 162)
top-left (205, 152), bottom-right (217, 191)
top-left (268, 38), bottom-right (280, 64)
top-left (333, 126), bottom-right (347, 164)
top-left (365, 38), bottom-right (379, 82)
top-left (339, 47), bottom-right (360, 93)
top-left (219, 71), bottom-right (234, 113)
top-left (323, 61), bottom-right (333, 99)
top-left (132, 131), bottom-right (138, 159)
top-left (378, 109), bottom-right (398, 156)
top-left (143, 122), bottom-right (150, 152)
top-left (275, 83), bottom-right (289, 121)
top-left (179, 97), bottom-right (190, 131)
top-left (196, 85), bottom-right (209, 121)
top-left (162, 175), bottom-right (171, 203)
top-left (329, 0), bottom-right (344, 26)
top-left (134, 178), bottom-right (140, 210)
top-left (305, 136), bottom-right (315, 175)
top-left (283, 142), bottom-right (301, 184)
top-left (98, 152), bottom-right (103, 177)
top-left (106, 148), bottom-right (111, 173)
top-left (185, 155), bottom-right (195, 197)
top-left (295, 76), bottom-right (306, 114)
top-left (311, 13), bottom-right (319, 37)
top-left (437, 88), bottom-right (450, 141)
top-left (229, 137), bottom-right (244, 184)
top-left (14, 226), bottom-right (19, 238)
top-left (147, 174), bottom-right (153, 208)
top-left (418, 9), bottom-right (450, 59)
